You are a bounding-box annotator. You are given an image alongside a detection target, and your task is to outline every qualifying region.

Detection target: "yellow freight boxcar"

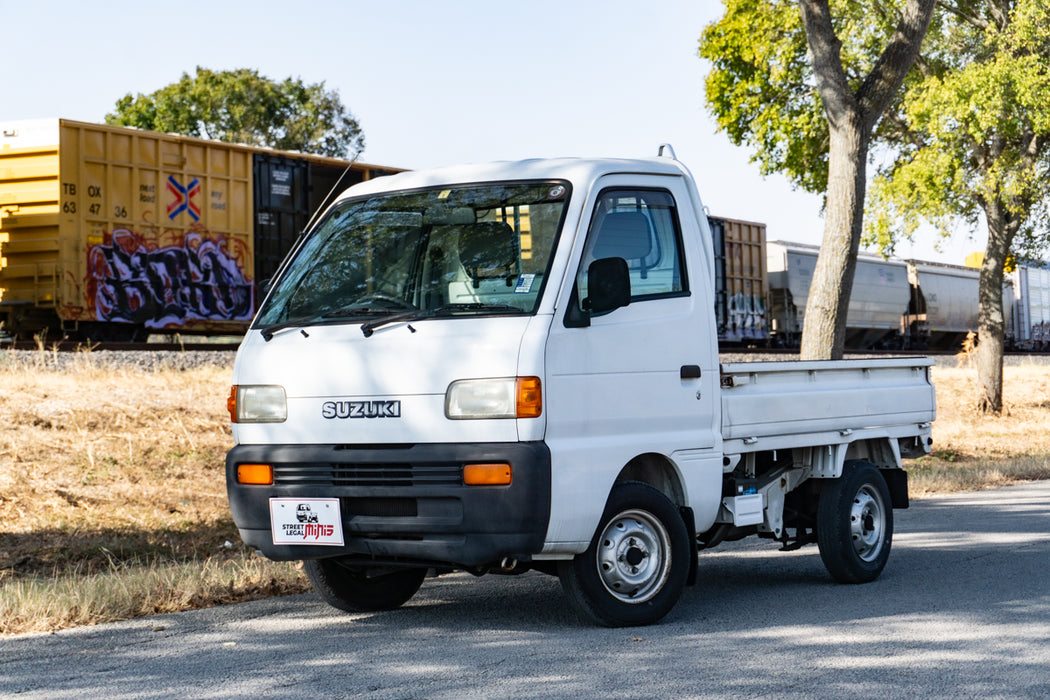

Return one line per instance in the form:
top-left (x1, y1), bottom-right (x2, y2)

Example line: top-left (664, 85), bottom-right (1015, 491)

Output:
top-left (0, 118), bottom-right (400, 340)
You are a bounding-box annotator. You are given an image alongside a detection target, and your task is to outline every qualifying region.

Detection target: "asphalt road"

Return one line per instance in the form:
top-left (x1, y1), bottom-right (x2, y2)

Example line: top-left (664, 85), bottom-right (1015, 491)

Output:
top-left (3, 480), bottom-right (1049, 699)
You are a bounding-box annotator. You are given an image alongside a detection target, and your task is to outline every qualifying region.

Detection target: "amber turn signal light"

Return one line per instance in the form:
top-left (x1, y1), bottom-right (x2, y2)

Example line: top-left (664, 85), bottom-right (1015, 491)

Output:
top-left (237, 464), bottom-right (273, 485)
top-left (227, 386), bottom-right (238, 422)
top-left (516, 376), bottom-right (542, 418)
top-left (463, 463), bottom-right (512, 486)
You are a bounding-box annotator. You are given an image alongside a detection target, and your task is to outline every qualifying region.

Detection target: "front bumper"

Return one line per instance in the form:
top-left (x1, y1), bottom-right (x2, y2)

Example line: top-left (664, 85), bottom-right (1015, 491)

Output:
top-left (225, 441), bottom-right (551, 567)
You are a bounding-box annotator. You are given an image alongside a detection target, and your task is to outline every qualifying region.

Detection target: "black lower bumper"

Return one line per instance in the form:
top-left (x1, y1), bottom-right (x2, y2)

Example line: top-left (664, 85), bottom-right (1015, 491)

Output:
top-left (225, 441), bottom-right (551, 568)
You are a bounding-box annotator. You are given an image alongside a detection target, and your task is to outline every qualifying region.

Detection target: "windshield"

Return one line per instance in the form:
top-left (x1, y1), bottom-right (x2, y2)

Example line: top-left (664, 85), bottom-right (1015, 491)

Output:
top-left (255, 181), bottom-right (570, 330)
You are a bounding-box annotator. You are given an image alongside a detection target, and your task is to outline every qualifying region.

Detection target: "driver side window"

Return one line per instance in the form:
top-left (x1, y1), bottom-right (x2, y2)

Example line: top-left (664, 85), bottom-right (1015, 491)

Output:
top-left (576, 188), bottom-right (688, 308)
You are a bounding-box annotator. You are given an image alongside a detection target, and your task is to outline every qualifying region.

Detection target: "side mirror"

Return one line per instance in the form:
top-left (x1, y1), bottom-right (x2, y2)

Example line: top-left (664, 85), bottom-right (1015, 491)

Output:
top-left (587, 257), bottom-right (631, 314)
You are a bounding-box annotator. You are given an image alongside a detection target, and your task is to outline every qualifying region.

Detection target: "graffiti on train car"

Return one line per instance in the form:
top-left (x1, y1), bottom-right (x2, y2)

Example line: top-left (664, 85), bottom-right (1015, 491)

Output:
top-left (1031, 322), bottom-right (1050, 348)
top-left (727, 292), bottom-right (767, 339)
top-left (86, 229), bottom-right (253, 328)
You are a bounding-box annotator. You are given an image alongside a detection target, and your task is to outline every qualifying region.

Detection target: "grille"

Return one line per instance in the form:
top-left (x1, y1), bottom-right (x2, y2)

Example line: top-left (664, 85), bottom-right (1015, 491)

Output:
top-left (273, 463), bottom-right (462, 487)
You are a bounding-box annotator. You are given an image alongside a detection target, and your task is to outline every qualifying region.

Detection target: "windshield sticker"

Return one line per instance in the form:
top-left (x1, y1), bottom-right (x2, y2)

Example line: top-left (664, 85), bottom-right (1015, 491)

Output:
top-left (548, 185), bottom-right (566, 200)
top-left (514, 274), bottom-right (536, 294)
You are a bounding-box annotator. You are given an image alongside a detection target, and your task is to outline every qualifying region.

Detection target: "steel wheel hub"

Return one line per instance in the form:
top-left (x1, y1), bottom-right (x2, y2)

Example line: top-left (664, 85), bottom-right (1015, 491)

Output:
top-left (850, 485), bottom-right (886, 562)
top-left (596, 509), bottom-right (672, 603)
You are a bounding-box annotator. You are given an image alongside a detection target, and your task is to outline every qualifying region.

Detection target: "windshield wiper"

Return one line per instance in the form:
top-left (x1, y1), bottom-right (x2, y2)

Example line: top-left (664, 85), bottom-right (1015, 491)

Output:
top-left (360, 308), bottom-right (430, 337)
top-left (359, 303), bottom-right (526, 338)
top-left (258, 315), bottom-right (318, 342)
top-left (438, 303), bottom-right (525, 313)
top-left (259, 308), bottom-right (398, 341)
top-left (264, 303), bottom-right (528, 341)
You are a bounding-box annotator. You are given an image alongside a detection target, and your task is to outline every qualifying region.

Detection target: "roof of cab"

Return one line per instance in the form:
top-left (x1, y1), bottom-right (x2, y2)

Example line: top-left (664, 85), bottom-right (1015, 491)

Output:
top-left (336, 156), bottom-right (689, 201)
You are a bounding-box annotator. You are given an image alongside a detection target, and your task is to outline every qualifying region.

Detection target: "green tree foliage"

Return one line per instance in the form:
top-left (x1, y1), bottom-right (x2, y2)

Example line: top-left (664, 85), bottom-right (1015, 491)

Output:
top-left (106, 67), bottom-right (365, 159)
top-left (867, 2), bottom-right (1050, 257)
top-left (700, 1), bottom-right (930, 197)
top-left (701, 1), bottom-right (826, 192)
top-left (700, 0), bottom-right (934, 360)
top-left (866, 1), bottom-right (1050, 413)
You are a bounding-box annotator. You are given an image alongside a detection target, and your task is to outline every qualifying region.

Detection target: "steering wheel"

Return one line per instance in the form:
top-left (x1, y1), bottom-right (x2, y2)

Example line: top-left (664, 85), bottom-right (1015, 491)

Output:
top-left (353, 293), bottom-right (416, 310)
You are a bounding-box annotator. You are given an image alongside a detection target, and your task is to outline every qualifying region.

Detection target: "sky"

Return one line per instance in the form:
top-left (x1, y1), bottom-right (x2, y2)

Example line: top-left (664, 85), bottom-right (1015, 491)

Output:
top-left (0, 0), bottom-right (980, 263)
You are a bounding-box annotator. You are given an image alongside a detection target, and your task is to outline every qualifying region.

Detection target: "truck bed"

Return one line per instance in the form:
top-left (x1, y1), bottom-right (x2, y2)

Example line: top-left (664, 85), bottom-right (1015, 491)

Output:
top-left (719, 357), bottom-right (936, 453)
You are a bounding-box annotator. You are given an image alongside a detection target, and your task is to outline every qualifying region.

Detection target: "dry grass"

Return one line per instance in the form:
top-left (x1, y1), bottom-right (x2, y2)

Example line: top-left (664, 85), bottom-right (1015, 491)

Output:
top-left (908, 362), bottom-right (1050, 495)
top-left (0, 353), bottom-right (235, 577)
top-left (1, 555), bottom-right (304, 636)
top-left (0, 349), bottom-right (309, 635)
top-left (1, 349), bottom-right (1049, 635)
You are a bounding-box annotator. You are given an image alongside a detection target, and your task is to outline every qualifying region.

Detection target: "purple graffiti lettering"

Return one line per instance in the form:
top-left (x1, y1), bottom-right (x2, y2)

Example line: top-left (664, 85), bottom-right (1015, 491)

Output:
top-left (88, 230), bottom-right (253, 328)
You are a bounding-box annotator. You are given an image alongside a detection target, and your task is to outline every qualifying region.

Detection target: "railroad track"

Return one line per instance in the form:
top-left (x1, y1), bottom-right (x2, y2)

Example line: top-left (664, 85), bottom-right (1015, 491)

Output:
top-left (1, 340), bottom-right (241, 353)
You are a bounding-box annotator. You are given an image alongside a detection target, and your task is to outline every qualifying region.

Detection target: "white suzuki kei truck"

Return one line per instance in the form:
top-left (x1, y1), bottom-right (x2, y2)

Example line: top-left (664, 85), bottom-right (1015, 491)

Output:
top-left (225, 149), bottom-right (936, 627)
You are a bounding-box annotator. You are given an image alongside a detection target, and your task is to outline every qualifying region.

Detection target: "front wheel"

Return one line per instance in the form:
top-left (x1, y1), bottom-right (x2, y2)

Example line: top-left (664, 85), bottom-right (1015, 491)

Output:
top-left (817, 461), bottom-right (893, 584)
top-left (304, 559), bottom-right (426, 613)
top-left (558, 482), bottom-right (691, 627)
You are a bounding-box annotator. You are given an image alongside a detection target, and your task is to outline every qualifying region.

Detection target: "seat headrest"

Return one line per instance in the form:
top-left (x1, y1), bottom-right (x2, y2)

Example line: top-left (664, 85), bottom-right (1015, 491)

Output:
top-left (459, 221), bottom-right (518, 275)
top-left (593, 212), bottom-right (652, 261)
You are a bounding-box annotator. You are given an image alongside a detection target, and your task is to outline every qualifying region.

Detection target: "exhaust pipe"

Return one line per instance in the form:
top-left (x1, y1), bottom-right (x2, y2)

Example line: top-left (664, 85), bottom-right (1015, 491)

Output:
top-left (499, 556), bottom-right (518, 572)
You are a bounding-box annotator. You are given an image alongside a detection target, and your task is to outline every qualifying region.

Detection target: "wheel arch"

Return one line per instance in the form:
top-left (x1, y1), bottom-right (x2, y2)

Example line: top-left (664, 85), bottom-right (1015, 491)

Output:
top-left (614, 452), bottom-right (687, 507)
top-left (797, 440), bottom-right (909, 510)
top-left (805, 437), bottom-right (904, 480)
top-left (844, 437), bottom-right (903, 470)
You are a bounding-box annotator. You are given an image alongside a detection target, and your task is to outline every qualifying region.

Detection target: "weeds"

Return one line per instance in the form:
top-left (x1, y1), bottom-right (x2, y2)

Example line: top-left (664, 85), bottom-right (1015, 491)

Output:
top-left (0, 554), bottom-right (307, 635)
top-left (0, 348), bottom-right (301, 634)
top-left (908, 363), bottom-right (1050, 494)
top-left (955, 331), bottom-right (978, 368)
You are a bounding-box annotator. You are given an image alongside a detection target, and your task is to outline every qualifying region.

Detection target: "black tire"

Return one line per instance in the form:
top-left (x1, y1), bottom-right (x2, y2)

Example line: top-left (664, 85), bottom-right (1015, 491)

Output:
top-left (558, 482), bottom-right (691, 627)
top-left (304, 559), bottom-right (426, 613)
top-left (817, 460), bottom-right (893, 584)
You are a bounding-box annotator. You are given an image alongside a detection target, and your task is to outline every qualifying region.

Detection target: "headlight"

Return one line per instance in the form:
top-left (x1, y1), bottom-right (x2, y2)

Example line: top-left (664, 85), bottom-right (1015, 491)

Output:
top-left (228, 385), bottom-right (287, 423)
top-left (445, 377), bottom-right (542, 419)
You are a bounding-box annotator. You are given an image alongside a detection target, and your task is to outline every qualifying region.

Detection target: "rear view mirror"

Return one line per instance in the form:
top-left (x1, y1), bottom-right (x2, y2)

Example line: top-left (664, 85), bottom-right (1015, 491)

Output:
top-left (587, 257), bottom-right (631, 314)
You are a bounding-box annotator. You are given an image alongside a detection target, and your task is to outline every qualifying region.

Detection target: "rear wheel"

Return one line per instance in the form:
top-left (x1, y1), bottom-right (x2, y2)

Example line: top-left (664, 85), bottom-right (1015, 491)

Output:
top-left (304, 559), bottom-right (426, 612)
top-left (558, 482), bottom-right (691, 627)
top-left (817, 461), bottom-right (893, 583)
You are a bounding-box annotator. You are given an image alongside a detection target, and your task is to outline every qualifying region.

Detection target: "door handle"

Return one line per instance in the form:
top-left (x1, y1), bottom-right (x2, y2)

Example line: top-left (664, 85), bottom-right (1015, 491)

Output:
top-left (680, 365), bottom-right (702, 380)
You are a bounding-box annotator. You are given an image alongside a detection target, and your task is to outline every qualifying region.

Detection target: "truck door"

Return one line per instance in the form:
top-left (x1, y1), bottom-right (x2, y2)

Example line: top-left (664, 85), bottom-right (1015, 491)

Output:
top-left (543, 174), bottom-right (723, 547)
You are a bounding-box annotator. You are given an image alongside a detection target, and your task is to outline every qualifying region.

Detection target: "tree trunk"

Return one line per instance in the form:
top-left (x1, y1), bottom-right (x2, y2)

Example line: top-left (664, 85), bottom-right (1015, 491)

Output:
top-left (795, 0), bottom-right (935, 361)
top-left (975, 202), bottom-right (1017, 415)
top-left (800, 117), bottom-right (869, 360)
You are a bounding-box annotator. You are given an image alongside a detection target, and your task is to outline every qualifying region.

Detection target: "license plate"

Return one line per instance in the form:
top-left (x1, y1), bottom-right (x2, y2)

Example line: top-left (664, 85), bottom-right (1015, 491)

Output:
top-left (269, 498), bottom-right (345, 546)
